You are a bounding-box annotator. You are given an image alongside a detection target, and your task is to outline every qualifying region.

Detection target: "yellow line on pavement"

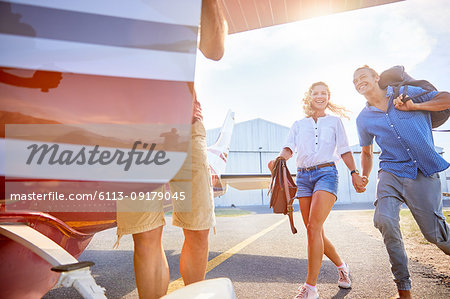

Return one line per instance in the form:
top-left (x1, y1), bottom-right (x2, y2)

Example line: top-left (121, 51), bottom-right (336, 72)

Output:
top-left (167, 217), bottom-right (288, 293)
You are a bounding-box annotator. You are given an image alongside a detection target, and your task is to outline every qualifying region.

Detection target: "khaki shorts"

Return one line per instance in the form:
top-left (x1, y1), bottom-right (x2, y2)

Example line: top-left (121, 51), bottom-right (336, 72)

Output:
top-left (116, 120), bottom-right (215, 239)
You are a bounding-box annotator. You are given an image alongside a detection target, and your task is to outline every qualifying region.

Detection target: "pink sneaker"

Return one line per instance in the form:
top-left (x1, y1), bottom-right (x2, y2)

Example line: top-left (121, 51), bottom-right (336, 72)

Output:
top-left (338, 263), bottom-right (351, 289)
top-left (294, 284), bottom-right (319, 299)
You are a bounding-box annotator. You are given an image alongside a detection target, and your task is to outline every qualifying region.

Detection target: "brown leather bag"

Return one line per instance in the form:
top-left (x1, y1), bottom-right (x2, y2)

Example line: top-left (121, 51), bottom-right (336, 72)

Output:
top-left (268, 157), bottom-right (297, 234)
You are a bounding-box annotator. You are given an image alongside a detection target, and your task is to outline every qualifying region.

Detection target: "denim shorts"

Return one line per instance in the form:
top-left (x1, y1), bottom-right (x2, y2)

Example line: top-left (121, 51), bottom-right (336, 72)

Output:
top-left (296, 164), bottom-right (338, 198)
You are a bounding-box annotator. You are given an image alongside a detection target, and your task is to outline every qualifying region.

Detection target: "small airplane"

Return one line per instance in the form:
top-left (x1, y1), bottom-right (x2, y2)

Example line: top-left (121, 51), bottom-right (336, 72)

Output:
top-left (0, 0), bottom-right (404, 298)
top-left (0, 110), bottom-right (240, 299)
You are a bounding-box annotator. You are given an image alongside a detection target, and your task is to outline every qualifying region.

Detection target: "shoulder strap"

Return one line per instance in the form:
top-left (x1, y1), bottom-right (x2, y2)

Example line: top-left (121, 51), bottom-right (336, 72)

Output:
top-left (268, 158), bottom-right (281, 196)
top-left (282, 163), bottom-right (297, 234)
top-left (400, 85), bottom-right (434, 103)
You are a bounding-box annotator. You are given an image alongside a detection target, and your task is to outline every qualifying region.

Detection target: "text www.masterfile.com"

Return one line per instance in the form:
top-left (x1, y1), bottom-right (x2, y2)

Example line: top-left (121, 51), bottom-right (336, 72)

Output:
top-left (8, 191), bottom-right (186, 201)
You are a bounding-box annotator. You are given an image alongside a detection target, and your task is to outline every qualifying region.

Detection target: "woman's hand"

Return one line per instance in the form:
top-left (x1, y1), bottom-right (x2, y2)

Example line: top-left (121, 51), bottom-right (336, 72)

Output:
top-left (269, 148), bottom-right (292, 173)
top-left (352, 173), bottom-right (368, 193)
top-left (268, 156), bottom-right (285, 173)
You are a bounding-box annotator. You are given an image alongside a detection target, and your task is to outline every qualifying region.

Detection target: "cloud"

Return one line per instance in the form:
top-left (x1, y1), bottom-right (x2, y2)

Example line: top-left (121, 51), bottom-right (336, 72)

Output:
top-left (399, 0), bottom-right (450, 34)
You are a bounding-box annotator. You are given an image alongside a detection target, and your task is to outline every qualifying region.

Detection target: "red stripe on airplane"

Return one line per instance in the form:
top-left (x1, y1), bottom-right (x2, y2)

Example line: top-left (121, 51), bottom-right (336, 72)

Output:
top-left (0, 67), bottom-right (193, 133)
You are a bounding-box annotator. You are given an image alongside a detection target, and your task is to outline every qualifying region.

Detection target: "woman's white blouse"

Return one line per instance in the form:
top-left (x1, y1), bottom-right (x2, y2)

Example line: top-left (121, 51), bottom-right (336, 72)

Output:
top-left (283, 115), bottom-right (351, 168)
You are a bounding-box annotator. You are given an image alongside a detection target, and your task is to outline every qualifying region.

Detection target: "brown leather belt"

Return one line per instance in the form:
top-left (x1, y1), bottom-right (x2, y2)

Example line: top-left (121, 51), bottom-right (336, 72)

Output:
top-left (297, 162), bottom-right (335, 172)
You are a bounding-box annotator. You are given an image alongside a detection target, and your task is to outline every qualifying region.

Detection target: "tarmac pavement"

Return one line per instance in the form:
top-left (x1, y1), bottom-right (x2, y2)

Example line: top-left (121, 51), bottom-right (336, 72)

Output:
top-left (44, 206), bottom-right (450, 299)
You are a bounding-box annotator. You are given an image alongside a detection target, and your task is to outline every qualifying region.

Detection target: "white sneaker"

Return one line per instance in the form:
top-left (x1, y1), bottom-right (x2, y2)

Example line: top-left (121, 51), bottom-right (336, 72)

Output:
top-left (338, 263), bottom-right (351, 289)
top-left (294, 284), bottom-right (319, 299)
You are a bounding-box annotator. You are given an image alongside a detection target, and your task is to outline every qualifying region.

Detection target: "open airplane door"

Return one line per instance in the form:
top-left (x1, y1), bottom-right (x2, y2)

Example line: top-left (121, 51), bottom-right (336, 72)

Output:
top-left (0, 0), bottom-right (201, 298)
top-left (0, 0), bottom-right (200, 219)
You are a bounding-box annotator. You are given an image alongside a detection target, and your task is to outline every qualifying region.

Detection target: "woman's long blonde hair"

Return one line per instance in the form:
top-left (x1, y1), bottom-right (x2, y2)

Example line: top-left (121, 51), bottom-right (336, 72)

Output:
top-left (302, 81), bottom-right (350, 119)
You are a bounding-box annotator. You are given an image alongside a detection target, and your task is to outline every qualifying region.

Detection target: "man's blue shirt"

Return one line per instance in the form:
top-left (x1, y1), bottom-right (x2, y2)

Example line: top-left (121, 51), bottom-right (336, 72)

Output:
top-left (356, 85), bottom-right (449, 179)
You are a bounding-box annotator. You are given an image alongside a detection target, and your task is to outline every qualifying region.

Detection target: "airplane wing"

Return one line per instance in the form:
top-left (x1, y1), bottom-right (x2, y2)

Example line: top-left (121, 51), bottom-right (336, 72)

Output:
top-left (220, 173), bottom-right (296, 190)
top-left (207, 112), bottom-right (299, 196)
top-left (222, 0), bottom-right (405, 34)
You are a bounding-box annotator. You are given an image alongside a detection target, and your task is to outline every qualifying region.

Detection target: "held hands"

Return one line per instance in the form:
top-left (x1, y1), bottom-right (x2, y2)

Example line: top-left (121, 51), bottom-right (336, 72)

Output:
top-left (352, 173), bottom-right (369, 193)
top-left (393, 94), bottom-right (416, 111)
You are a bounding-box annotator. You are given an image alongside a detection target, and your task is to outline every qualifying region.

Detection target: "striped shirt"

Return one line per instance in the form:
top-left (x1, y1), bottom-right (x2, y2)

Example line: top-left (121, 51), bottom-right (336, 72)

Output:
top-left (356, 85), bottom-right (449, 179)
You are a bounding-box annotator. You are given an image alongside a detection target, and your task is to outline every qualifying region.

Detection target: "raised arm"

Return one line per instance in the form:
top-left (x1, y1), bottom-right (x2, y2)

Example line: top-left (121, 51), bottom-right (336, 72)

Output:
top-left (199, 0), bottom-right (228, 61)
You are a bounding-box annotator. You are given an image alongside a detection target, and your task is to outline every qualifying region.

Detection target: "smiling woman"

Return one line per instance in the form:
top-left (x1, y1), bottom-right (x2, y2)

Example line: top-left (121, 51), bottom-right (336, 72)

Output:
top-left (269, 80), bottom-right (368, 298)
top-left (303, 81), bottom-right (349, 120)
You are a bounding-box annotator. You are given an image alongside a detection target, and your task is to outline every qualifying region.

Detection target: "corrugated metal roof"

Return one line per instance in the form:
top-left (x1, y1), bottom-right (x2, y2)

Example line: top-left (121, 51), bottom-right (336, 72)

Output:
top-left (208, 118), bottom-right (291, 151)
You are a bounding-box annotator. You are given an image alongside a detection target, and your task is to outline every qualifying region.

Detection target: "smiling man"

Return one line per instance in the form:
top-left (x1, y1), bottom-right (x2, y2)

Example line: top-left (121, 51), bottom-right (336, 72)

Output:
top-left (353, 65), bottom-right (450, 299)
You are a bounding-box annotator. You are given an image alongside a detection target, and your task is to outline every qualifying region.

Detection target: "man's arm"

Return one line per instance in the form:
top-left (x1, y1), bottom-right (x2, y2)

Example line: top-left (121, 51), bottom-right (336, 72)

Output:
top-left (199, 0), bottom-right (228, 61)
top-left (361, 145), bottom-right (373, 178)
top-left (341, 151), bottom-right (366, 193)
top-left (394, 92), bottom-right (450, 111)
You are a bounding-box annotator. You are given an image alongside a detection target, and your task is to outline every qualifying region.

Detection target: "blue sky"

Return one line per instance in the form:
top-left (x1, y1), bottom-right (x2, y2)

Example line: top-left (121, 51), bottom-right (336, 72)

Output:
top-left (195, 0), bottom-right (450, 159)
